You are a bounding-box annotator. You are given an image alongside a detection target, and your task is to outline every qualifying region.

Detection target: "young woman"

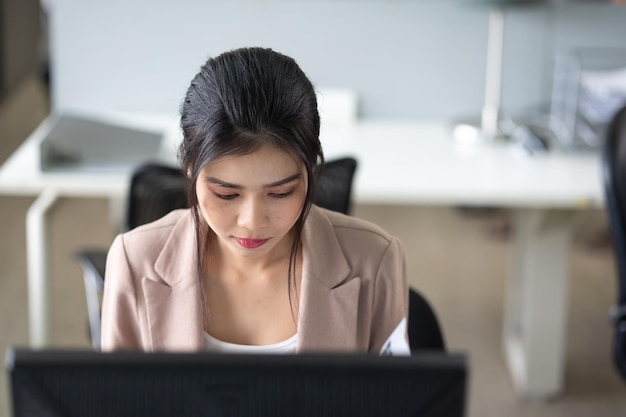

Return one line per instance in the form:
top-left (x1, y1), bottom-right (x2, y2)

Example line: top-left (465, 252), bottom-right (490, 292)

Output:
top-left (101, 47), bottom-right (409, 354)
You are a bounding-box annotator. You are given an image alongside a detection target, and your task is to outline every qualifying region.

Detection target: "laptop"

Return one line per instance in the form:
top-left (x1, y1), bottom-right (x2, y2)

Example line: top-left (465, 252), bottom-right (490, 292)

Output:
top-left (39, 113), bottom-right (164, 174)
top-left (6, 348), bottom-right (468, 417)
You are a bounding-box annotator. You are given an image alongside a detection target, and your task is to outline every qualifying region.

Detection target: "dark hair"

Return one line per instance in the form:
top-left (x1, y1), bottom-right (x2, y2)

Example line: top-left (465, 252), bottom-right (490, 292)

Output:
top-left (178, 47), bottom-right (324, 324)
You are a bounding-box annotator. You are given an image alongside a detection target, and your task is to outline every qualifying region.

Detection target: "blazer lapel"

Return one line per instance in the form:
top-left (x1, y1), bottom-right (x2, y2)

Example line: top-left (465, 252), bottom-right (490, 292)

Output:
top-left (144, 210), bottom-right (205, 351)
top-left (297, 206), bottom-right (360, 351)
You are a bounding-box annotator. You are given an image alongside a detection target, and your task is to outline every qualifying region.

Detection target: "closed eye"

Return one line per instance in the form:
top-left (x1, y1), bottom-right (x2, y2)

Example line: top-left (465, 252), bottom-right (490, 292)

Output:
top-left (269, 191), bottom-right (293, 198)
top-left (214, 193), bottom-right (239, 200)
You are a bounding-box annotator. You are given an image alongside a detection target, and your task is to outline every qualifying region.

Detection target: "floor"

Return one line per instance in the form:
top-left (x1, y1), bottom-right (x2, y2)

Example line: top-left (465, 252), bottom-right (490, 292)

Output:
top-left (1, 74), bottom-right (626, 416)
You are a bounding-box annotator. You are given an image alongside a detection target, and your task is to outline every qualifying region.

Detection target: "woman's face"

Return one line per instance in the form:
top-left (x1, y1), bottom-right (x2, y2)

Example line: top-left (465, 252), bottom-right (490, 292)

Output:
top-left (196, 144), bottom-right (307, 262)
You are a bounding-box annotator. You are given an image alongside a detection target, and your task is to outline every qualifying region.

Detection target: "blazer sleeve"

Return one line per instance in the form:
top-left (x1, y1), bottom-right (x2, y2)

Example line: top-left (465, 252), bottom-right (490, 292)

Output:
top-left (100, 234), bottom-right (143, 351)
top-left (370, 236), bottom-right (410, 354)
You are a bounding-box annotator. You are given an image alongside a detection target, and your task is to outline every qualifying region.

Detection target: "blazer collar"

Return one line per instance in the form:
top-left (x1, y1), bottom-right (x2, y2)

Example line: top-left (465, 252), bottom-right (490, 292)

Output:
top-left (147, 209), bottom-right (205, 350)
top-left (297, 206), bottom-right (359, 351)
top-left (300, 205), bottom-right (351, 288)
top-left (153, 209), bottom-right (197, 286)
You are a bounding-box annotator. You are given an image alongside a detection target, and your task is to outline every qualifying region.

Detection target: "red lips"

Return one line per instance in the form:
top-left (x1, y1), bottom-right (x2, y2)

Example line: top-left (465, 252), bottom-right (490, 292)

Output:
top-left (235, 238), bottom-right (269, 249)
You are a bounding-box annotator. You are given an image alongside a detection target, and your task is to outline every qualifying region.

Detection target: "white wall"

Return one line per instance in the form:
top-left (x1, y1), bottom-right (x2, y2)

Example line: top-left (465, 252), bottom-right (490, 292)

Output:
top-left (49, 1), bottom-right (626, 120)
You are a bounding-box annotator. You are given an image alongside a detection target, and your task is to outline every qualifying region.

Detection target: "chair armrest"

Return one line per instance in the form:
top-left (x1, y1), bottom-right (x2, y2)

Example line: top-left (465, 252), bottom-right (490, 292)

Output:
top-left (74, 249), bottom-right (107, 291)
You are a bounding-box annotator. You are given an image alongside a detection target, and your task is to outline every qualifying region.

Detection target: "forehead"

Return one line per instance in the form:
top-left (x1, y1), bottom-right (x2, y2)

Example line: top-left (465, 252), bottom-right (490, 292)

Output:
top-left (200, 145), bottom-right (303, 181)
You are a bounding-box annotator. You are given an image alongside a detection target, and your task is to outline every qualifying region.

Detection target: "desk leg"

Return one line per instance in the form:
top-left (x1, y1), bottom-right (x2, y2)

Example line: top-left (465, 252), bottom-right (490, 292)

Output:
top-left (26, 189), bottom-right (58, 348)
top-left (503, 209), bottom-right (572, 400)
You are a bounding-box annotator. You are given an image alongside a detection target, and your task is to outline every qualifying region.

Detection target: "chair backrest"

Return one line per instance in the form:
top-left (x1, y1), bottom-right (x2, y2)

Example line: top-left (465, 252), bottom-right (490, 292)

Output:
top-left (125, 164), bottom-right (188, 231)
top-left (314, 157), bottom-right (358, 215)
top-left (602, 104), bottom-right (626, 380)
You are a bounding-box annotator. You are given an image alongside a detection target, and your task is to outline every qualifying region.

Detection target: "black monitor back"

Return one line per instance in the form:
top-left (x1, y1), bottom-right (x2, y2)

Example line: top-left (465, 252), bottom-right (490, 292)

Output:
top-left (7, 349), bottom-right (468, 417)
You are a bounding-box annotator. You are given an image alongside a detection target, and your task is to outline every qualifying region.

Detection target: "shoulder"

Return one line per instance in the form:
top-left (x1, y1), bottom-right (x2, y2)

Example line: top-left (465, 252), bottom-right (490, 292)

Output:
top-left (109, 208), bottom-right (194, 265)
top-left (309, 205), bottom-right (397, 249)
top-left (305, 205), bottom-right (404, 275)
top-left (124, 208), bottom-right (190, 236)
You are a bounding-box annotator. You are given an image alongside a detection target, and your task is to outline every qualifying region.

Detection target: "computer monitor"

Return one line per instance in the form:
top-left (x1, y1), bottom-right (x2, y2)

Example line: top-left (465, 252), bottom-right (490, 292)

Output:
top-left (6, 348), bottom-right (468, 417)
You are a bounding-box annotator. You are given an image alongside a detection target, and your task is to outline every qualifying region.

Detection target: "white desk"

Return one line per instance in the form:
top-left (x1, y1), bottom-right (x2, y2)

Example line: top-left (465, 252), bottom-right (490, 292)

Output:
top-left (0, 114), bottom-right (604, 400)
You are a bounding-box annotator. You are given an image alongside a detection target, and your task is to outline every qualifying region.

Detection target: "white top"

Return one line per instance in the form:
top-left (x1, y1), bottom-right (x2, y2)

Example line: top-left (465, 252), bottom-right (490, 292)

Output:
top-left (204, 332), bottom-right (298, 354)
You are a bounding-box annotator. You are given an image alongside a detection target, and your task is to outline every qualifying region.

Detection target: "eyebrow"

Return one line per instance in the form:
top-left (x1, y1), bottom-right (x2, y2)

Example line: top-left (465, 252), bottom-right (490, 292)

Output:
top-left (206, 173), bottom-right (302, 189)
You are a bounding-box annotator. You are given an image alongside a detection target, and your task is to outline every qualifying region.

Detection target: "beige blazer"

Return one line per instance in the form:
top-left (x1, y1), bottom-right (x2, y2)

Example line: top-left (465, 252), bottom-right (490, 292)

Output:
top-left (101, 205), bottom-right (408, 353)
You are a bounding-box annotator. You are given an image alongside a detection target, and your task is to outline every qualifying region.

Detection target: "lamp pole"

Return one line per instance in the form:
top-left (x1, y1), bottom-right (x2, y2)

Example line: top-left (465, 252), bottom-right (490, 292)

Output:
top-left (452, 6), bottom-right (506, 144)
top-left (482, 7), bottom-right (505, 140)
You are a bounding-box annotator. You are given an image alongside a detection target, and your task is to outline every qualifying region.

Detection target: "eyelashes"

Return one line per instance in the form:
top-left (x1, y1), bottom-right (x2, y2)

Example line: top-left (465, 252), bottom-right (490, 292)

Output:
top-left (213, 193), bottom-right (238, 200)
top-left (269, 191), bottom-right (294, 199)
top-left (212, 190), bottom-right (294, 200)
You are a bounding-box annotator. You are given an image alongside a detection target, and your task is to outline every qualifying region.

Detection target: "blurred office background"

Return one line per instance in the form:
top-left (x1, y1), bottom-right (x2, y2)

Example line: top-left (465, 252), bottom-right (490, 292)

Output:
top-left (1, 0), bottom-right (626, 416)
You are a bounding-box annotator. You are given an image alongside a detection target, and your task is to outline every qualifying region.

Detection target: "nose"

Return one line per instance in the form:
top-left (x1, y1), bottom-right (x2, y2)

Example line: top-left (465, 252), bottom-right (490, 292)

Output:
top-left (237, 196), bottom-right (269, 230)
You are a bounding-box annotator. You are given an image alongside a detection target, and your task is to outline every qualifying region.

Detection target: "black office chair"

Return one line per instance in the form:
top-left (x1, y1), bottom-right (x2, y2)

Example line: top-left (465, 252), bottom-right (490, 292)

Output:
top-left (602, 104), bottom-right (626, 380)
top-left (124, 164), bottom-right (188, 232)
top-left (408, 287), bottom-right (446, 351)
top-left (315, 157), bottom-right (357, 215)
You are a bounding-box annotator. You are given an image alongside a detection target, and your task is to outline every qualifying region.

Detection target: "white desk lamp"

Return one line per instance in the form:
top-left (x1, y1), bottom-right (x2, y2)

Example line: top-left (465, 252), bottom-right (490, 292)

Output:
top-left (453, 1), bottom-right (546, 145)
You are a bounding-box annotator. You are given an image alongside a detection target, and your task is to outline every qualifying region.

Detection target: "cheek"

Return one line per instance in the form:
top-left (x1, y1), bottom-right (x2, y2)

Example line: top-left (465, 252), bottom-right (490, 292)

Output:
top-left (278, 192), bottom-right (307, 225)
top-left (196, 190), bottom-right (227, 225)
